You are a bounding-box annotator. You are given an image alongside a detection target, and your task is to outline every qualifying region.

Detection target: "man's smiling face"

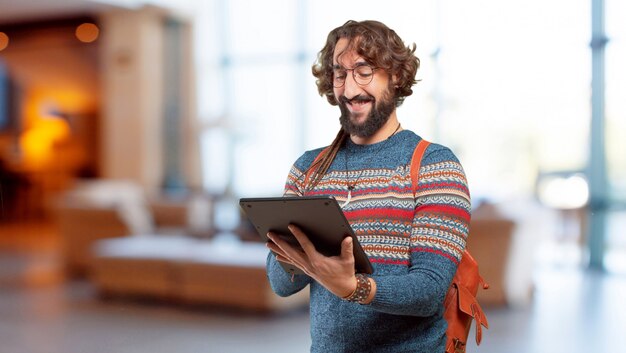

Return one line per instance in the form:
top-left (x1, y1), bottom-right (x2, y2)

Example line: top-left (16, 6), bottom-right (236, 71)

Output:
top-left (333, 37), bottom-right (396, 138)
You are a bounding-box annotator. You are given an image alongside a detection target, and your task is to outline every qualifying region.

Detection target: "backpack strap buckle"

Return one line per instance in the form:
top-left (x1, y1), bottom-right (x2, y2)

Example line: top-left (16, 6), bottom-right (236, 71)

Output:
top-left (452, 338), bottom-right (466, 353)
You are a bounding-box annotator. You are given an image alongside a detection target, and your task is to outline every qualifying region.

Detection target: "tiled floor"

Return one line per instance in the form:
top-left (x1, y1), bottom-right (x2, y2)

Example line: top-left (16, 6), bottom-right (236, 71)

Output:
top-left (0, 280), bottom-right (311, 353)
top-left (1, 220), bottom-right (625, 353)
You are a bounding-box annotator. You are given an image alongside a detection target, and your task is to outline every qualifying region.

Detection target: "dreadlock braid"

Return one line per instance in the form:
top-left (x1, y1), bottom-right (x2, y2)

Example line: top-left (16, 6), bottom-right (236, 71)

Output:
top-left (304, 128), bottom-right (347, 193)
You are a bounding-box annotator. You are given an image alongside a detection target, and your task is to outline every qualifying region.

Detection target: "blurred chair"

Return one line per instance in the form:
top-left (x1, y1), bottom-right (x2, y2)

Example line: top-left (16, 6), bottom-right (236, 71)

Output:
top-left (467, 201), bottom-right (516, 307)
top-left (55, 204), bottom-right (130, 277)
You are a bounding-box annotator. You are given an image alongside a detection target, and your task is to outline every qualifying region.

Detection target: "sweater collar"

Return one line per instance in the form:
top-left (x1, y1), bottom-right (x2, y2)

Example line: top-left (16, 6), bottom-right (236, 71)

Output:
top-left (344, 129), bottom-right (408, 153)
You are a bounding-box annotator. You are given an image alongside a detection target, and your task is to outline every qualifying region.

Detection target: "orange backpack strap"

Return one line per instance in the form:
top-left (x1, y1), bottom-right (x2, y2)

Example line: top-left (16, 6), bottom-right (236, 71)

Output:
top-left (410, 138), bottom-right (490, 352)
top-left (410, 139), bottom-right (431, 196)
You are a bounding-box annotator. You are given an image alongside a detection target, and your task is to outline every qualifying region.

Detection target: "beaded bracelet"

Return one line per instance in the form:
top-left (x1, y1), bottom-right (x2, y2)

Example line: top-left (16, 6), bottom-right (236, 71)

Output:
top-left (342, 273), bottom-right (371, 304)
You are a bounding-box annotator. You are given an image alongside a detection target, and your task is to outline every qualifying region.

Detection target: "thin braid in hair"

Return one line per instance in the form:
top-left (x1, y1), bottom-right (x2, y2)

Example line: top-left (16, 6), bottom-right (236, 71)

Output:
top-left (305, 129), bottom-right (347, 192)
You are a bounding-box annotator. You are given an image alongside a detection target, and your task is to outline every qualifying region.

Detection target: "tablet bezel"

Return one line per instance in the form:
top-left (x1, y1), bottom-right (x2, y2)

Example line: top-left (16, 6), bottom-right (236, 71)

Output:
top-left (239, 196), bottom-right (373, 275)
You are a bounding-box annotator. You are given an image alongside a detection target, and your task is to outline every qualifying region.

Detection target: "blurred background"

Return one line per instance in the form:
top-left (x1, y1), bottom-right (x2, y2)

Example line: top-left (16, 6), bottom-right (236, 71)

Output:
top-left (0, 0), bottom-right (624, 352)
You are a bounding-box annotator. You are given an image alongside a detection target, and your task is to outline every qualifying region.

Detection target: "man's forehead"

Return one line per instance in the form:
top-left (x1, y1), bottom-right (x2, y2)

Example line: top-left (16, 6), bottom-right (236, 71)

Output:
top-left (333, 41), bottom-right (365, 66)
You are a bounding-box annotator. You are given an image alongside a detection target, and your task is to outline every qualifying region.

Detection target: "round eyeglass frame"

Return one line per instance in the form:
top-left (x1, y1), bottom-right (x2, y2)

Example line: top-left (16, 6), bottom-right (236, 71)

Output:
top-left (332, 65), bottom-right (379, 88)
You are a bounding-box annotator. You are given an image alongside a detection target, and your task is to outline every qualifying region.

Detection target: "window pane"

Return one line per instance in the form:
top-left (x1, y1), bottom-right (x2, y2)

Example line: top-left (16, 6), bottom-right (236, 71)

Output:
top-left (438, 0), bottom-right (590, 199)
top-left (196, 65), bottom-right (226, 121)
top-left (229, 64), bottom-right (298, 196)
top-left (201, 128), bottom-right (230, 194)
top-left (604, 0), bottom-right (626, 273)
top-left (606, 0), bottom-right (626, 202)
top-left (228, 0), bottom-right (298, 57)
top-left (305, 0), bottom-right (438, 52)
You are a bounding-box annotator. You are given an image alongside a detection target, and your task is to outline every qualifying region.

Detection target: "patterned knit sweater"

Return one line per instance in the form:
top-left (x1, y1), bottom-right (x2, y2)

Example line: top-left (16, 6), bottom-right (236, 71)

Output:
top-left (266, 130), bottom-right (471, 353)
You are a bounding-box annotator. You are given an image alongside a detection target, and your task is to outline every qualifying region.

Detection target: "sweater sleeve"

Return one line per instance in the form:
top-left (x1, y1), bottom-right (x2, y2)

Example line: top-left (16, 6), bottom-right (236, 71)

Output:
top-left (266, 252), bottom-right (311, 296)
top-left (265, 153), bottom-right (317, 296)
top-left (369, 145), bottom-right (471, 316)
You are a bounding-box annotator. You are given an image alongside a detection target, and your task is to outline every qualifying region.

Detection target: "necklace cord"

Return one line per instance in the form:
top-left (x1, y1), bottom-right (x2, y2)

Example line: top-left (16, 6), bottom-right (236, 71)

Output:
top-left (301, 122), bottom-right (401, 197)
top-left (343, 123), bottom-right (402, 205)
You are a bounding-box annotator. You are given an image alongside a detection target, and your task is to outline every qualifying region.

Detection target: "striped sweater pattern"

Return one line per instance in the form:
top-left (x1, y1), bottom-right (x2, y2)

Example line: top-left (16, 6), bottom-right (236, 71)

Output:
top-left (266, 130), bottom-right (471, 353)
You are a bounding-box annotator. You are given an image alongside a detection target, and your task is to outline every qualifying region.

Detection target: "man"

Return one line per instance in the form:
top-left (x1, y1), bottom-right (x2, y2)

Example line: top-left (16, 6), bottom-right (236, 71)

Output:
top-left (265, 20), bottom-right (470, 353)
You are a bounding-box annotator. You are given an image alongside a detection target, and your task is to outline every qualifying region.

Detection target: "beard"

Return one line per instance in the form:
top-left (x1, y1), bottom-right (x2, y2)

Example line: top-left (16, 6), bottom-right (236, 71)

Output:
top-left (338, 85), bottom-right (396, 138)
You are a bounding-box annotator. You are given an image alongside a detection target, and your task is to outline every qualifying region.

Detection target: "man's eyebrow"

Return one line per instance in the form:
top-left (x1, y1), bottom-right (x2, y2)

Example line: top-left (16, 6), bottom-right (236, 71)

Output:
top-left (333, 61), bottom-right (370, 70)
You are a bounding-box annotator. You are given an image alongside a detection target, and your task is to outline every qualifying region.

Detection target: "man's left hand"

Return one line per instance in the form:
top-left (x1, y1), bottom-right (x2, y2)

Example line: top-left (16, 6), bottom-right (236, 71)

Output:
top-left (266, 224), bottom-right (357, 298)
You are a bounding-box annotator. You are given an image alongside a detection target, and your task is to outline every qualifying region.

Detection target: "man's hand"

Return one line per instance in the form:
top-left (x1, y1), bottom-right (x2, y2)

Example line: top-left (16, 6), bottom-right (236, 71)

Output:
top-left (266, 224), bottom-right (357, 298)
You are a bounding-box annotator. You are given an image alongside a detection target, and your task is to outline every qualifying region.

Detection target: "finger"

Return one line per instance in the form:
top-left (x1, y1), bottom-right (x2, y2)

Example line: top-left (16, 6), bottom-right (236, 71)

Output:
top-left (276, 252), bottom-right (310, 276)
top-left (267, 232), bottom-right (288, 247)
top-left (287, 224), bottom-right (317, 255)
top-left (341, 236), bottom-right (354, 261)
top-left (275, 254), bottom-right (294, 265)
top-left (267, 232), bottom-right (297, 255)
top-left (266, 242), bottom-right (288, 258)
top-left (268, 231), bottom-right (309, 263)
top-left (268, 243), bottom-right (296, 265)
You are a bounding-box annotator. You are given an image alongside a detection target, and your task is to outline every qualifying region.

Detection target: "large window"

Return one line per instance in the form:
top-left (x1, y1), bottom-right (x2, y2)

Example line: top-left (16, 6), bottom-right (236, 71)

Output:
top-left (434, 1), bottom-right (590, 200)
top-left (140, 0), bottom-right (623, 269)
top-left (192, 0), bottom-right (591, 205)
top-left (195, 0), bottom-right (440, 197)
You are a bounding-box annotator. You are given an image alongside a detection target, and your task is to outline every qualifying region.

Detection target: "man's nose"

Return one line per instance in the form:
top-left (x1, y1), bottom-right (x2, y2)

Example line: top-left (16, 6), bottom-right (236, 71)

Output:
top-left (342, 72), bottom-right (363, 100)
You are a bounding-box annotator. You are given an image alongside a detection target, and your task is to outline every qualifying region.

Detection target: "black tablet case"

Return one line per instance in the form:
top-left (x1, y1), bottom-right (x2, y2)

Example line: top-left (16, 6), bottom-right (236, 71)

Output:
top-left (239, 196), bottom-right (373, 275)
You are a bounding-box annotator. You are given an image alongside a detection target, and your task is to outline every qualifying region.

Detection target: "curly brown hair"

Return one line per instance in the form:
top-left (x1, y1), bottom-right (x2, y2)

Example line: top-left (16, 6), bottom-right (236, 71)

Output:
top-left (312, 20), bottom-right (420, 107)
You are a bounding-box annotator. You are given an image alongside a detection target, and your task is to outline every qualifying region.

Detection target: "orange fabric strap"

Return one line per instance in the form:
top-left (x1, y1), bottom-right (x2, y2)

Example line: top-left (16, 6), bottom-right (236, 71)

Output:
top-left (410, 139), bottom-right (430, 197)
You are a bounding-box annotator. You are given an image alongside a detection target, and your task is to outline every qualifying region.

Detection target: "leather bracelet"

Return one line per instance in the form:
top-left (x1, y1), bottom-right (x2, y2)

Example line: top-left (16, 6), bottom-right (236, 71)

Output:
top-left (342, 273), bottom-right (371, 304)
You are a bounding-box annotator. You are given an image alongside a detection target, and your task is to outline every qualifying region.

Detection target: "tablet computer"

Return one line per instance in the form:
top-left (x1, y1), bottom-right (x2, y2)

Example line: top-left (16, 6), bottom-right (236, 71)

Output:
top-left (239, 196), bottom-right (373, 275)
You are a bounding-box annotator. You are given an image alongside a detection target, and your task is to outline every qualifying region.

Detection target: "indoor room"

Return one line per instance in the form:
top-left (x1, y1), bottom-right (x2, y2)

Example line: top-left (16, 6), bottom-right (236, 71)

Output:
top-left (0, 0), bottom-right (624, 352)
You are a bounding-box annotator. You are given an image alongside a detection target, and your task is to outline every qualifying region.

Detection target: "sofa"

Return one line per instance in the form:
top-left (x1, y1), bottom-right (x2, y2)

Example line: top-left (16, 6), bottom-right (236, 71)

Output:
top-left (52, 179), bottom-right (213, 276)
top-left (91, 234), bottom-right (309, 312)
top-left (53, 179), bottom-right (308, 312)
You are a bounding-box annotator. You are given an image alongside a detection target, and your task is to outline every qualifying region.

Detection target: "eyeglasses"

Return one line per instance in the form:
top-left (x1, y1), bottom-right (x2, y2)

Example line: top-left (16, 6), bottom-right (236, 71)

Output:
top-left (333, 64), bottom-right (378, 88)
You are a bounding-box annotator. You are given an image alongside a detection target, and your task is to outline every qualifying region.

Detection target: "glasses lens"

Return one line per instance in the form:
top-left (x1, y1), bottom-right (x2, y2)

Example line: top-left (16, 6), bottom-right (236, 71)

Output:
top-left (333, 69), bottom-right (347, 87)
top-left (332, 66), bottom-right (375, 87)
top-left (354, 66), bottom-right (374, 85)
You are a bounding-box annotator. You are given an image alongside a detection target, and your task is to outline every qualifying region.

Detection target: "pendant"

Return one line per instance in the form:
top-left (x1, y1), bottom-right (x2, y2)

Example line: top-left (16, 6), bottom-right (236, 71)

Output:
top-left (341, 188), bottom-right (352, 208)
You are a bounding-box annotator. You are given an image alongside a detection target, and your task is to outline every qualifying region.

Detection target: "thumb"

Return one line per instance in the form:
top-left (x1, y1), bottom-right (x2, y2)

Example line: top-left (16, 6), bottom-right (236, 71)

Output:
top-left (341, 236), bottom-right (354, 259)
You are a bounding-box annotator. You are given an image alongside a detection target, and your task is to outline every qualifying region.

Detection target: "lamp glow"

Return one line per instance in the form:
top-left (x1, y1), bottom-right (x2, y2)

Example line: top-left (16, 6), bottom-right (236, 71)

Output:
top-left (75, 23), bottom-right (99, 43)
top-left (0, 32), bottom-right (8, 51)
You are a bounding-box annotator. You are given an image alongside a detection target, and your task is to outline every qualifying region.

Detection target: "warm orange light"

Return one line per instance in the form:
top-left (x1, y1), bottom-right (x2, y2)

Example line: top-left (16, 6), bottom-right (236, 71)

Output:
top-left (24, 90), bottom-right (94, 124)
top-left (19, 89), bottom-right (93, 171)
top-left (0, 32), bottom-right (8, 51)
top-left (75, 23), bottom-right (99, 43)
top-left (20, 117), bottom-right (71, 169)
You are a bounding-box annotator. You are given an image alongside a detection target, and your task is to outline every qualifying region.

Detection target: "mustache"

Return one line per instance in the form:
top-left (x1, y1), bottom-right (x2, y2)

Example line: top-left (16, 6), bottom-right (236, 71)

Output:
top-left (339, 95), bottom-right (374, 105)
